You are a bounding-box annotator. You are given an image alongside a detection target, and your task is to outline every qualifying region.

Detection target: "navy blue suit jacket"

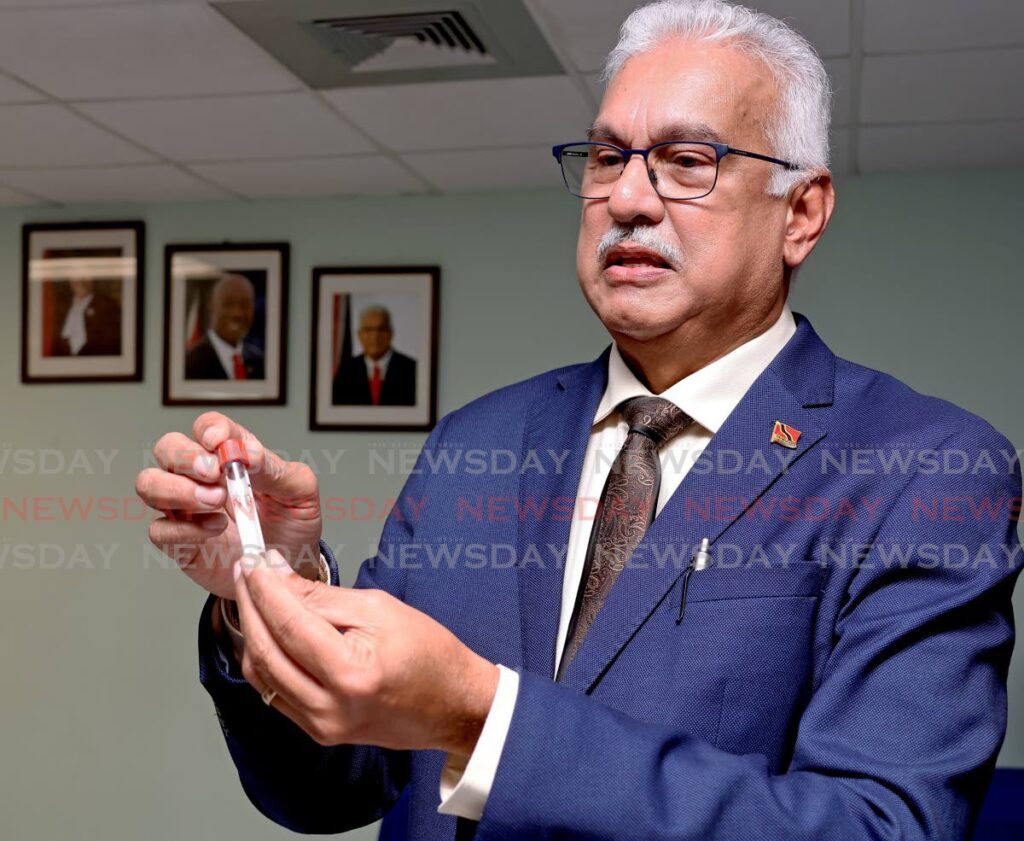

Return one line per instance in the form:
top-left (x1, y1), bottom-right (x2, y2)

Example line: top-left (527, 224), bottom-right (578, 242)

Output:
top-left (199, 312), bottom-right (1022, 839)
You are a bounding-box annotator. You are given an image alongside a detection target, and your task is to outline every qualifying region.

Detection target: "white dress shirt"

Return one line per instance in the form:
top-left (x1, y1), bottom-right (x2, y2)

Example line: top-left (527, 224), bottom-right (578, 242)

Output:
top-left (438, 304), bottom-right (798, 820)
top-left (364, 348), bottom-right (393, 380)
top-left (60, 293), bottom-right (93, 355)
top-left (207, 328), bottom-right (246, 380)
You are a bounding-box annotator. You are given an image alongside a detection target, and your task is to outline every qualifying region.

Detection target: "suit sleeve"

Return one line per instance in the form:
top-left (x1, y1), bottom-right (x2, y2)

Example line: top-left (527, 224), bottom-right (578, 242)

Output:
top-left (197, 414), bottom-right (451, 833)
top-left (473, 425), bottom-right (1024, 840)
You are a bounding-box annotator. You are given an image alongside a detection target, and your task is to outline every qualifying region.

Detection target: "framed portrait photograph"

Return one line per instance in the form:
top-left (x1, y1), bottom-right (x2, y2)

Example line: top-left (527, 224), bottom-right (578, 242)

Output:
top-left (163, 242), bottom-right (289, 406)
top-left (310, 266), bottom-right (439, 431)
top-left (21, 221), bottom-right (144, 383)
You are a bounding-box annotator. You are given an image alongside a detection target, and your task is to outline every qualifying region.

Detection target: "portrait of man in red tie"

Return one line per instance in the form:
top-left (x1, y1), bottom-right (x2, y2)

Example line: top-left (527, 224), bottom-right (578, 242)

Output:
top-left (331, 303), bottom-right (417, 407)
top-left (184, 272), bottom-right (266, 381)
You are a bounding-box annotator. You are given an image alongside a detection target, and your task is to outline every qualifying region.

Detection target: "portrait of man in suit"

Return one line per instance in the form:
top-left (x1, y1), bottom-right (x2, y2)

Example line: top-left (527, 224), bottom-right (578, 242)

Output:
top-left (137, 1), bottom-right (1023, 838)
top-left (48, 277), bottom-right (122, 357)
top-left (184, 272), bottom-right (265, 381)
top-left (331, 304), bottom-right (417, 406)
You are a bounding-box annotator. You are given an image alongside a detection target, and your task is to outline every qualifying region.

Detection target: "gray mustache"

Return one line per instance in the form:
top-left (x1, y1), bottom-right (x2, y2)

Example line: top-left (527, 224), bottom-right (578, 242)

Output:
top-left (597, 225), bottom-right (684, 268)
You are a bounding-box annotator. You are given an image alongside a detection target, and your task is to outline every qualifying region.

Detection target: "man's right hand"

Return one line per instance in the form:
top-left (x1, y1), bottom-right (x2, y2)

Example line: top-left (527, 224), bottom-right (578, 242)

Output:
top-left (136, 412), bottom-right (322, 600)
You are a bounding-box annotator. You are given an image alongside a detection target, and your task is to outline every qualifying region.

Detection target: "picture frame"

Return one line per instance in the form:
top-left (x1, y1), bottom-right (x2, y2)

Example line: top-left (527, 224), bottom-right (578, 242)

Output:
top-left (310, 266), bottom-right (439, 431)
top-left (163, 242), bottom-right (289, 406)
top-left (21, 220), bottom-right (144, 383)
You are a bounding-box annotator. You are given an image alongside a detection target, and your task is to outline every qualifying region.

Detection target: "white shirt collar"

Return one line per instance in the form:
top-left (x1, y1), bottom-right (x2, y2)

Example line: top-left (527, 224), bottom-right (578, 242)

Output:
top-left (594, 303), bottom-right (797, 434)
top-left (207, 328), bottom-right (244, 378)
top-left (365, 348), bottom-right (393, 377)
top-left (207, 327), bottom-right (243, 356)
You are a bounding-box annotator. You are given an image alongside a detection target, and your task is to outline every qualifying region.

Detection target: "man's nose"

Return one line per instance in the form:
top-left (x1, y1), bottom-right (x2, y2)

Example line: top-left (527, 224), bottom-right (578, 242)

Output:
top-left (606, 154), bottom-right (665, 225)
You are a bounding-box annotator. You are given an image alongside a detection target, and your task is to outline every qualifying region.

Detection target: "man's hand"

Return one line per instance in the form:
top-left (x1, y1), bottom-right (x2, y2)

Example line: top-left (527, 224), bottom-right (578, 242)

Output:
top-left (233, 550), bottom-right (500, 758)
top-left (136, 413), bottom-right (322, 599)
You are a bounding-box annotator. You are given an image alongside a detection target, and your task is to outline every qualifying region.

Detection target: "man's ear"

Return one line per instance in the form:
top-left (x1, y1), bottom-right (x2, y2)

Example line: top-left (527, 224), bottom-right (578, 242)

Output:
top-left (782, 173), bottom-right (836, 270)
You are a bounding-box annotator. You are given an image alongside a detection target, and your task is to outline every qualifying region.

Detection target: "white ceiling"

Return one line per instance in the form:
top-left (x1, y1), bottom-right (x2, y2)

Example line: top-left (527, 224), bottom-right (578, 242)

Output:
top-left (0, 0), bottom-right (1020, 207)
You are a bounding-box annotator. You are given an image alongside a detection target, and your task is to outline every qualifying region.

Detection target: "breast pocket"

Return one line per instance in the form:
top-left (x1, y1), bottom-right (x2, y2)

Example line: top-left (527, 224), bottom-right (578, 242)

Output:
top-left (683, 559), bottom-right (826, 767)
top-left (684, 557), bottom-right (826, 604)
top-left (596, 558), bottom-right (827, 757)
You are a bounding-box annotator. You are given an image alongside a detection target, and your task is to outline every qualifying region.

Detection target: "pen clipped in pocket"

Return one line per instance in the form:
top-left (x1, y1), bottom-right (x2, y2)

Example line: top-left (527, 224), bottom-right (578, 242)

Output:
top-left (676, 537), bottom-right (712, 624)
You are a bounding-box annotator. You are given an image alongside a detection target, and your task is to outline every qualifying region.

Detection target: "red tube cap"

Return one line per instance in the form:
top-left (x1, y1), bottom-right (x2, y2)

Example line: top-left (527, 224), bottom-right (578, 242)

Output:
top-left (216, 438), bottom-right (250, 468)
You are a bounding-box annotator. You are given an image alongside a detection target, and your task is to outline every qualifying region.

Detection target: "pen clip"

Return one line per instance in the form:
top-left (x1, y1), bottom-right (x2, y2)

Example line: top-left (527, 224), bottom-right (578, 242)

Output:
top-left (676, 537), bottom-right (711, 625)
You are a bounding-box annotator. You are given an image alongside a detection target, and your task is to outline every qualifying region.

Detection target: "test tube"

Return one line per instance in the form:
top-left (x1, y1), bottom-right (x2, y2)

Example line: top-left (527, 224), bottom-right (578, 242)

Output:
top-left (216, 438), bottom-right (266, 557)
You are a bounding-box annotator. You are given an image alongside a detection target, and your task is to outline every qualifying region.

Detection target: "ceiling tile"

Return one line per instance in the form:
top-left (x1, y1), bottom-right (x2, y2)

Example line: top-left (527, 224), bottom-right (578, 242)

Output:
top-left (0, 1), bottom-right (252, 4)
top-left (0, 104), bottom-right (153, 167)
top-left (0, 182), bottom-right (46, 206)
top-left (864, 0), bottom-right (1024, 53)
top-left (322, 76), bottom-right (594, 152)
top-left (862, 49), bottom-right (1024, 124)
top-left (533, 0), bottom-right (849, 75)
top-left (583, 72), bottom-right (604, 102)
top-left (0, 164), bottom-right (230, 204)
top-left (0, 73), bottom-right (43, 104)
top-left (858, 120), bottom-right (1024, 173)
top-left (191, 156), bottom-right (427, 198)
top-left (79, 93), bottom-right (375, 162)
top-left (829, 128), bottom-right (851, 175)
top-left (0, 1), bottom-right (159, 5)
top-left (401, 146), bottom-right (560, 192)
top-left (531, 0), bottom-right (648, 74)
top-left (0, 4), bottom-right (299, 100)
top-left (0, 0), bottom-right (125, 5)
top-left (824, 58), bottom-right (851, 128)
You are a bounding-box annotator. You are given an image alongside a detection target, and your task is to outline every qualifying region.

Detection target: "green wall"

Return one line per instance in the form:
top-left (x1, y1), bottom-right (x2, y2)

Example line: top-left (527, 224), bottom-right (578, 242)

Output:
top-left (1, 170), bottom-right (1022, 838)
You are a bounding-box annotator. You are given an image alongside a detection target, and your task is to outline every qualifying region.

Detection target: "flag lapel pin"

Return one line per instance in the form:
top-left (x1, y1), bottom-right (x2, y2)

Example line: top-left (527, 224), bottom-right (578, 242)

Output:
top-left (770, 420), bottom-right (802, 449)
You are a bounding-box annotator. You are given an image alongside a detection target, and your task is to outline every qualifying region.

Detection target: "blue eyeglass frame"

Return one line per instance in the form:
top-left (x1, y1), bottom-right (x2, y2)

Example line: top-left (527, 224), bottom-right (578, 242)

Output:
top-left (551, 140), bottom-right (801, 200)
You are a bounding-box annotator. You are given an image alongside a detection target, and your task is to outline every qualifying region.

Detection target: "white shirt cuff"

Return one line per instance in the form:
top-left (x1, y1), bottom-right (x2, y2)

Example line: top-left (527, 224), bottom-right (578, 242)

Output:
top-left (437, 664), bottom-right (520, 821)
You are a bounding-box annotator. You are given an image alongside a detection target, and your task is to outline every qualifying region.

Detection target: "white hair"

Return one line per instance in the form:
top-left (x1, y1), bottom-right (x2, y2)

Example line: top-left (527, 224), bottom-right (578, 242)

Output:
top-left (359, 303), bottom-right (393, 329)
top-left (603, 0), bottom-right (833, 197)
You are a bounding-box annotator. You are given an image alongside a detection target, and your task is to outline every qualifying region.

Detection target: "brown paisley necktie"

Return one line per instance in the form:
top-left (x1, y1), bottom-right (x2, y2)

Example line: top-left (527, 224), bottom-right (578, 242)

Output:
top-left (557, 395), bottom-right (693, 681)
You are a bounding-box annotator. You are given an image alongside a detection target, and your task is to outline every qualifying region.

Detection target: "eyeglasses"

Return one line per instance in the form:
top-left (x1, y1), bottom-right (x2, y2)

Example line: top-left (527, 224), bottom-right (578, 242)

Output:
top-left (551, 140), bottom-right (800, 200)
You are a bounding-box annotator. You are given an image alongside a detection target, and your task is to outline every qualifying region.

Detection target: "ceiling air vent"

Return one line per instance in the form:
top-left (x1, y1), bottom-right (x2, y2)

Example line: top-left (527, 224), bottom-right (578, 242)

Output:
top-left (213, 0), bottom-right (563, 89)
top-left (307, 11), bottom-right (492, 73)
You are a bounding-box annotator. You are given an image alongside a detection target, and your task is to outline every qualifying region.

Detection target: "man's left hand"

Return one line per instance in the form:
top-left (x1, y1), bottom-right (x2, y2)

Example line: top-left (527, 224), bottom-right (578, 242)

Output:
top-left (232, 550), bottom-right (500, 758)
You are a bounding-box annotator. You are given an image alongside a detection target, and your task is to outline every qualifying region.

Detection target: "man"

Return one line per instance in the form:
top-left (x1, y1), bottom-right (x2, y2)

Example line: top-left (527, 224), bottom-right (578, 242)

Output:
top-left (332, 304), bottom-right (417, 406)
top-left (185, 272), bottom-right (264, 380)
top-left (137, 1), bottom-right (1022, 838)
top-left (51, 277), bottom-right (121, 357)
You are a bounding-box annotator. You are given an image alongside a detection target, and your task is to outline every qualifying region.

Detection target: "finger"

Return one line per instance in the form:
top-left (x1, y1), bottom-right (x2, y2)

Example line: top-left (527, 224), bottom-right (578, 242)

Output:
top-left (153, 431), bottom-right (220, 482)
top-left (192, 412), bottom-right (315, 502)
top-left (241, 561), bottom-right (349, 687)
top-left (136, 468), bottom-right (225, 512)
top-left (243, 667), bottom-right (307, 729)
top-left (235, 562), bottom-right (335, 736)
top-left (230, 609), bottom-right (318, 731)
top-left (234, 559), bottom-right (330, 702)
top-left (149, 513), bottom-right (227, 547)
top-left (147, 518), bottom-right (232, 573)
top-left (192, 411), bottom-right (252, 455)
top-left (281, 576), bottom-right (381, 631)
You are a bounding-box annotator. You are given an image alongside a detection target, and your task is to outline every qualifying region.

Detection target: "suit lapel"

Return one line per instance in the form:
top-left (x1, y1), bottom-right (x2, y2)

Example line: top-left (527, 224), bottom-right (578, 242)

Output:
top-left (516, 348), bottom-right (610, 678)
top-left (555, 313), bottom-right (838, 693)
